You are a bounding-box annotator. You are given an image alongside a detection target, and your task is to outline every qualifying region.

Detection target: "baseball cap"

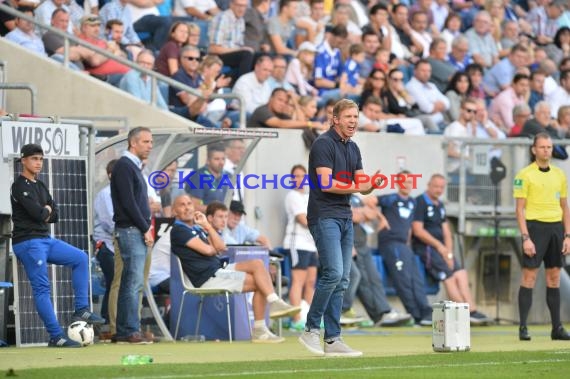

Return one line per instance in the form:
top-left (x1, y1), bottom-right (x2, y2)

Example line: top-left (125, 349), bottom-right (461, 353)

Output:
top-left (229, 200), bottom-right (246, 215)
top-left (298, 41), bottom-right (317, 53)
top-left (80, 15), bottom-right (101, 26)
top-left (19, 143), bottom-right (44, 159)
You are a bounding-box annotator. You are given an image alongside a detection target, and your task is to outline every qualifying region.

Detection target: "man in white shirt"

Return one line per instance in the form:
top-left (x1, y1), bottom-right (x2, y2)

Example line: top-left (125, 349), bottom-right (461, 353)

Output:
top-left (546, 70), bottom-right (570, 118)
top-left (405, 59), bottom-right (450, 133)
top-left (232, 55), bottom-right (274, 114)
top-left (444, 97), bottom-right (477, 173)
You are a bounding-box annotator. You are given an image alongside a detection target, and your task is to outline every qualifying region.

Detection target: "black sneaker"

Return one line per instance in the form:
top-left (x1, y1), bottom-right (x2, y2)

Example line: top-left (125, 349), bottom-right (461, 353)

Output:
top-left (48, 336), bottom-right (82, 348)
top-left (519, 326), bottom-right (531, 341)
top-left (551, 325), bottom-right (570, 340)
top-left (72, 308), bottom-right (105, 325)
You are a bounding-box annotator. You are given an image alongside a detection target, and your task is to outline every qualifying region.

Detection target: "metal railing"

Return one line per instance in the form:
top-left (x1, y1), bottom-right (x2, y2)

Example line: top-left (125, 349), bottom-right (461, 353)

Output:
top-left (442, 137), bottom-right (570, 234)
top-left (0, 83), bottom-right (37, 114)
top-left (0, 4), bottom-right (246, 128)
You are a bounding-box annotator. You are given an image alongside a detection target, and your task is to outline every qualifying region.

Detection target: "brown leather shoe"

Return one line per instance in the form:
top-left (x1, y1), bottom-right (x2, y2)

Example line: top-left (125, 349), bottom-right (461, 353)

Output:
top-left (116, 332), bottom-right (153, 345)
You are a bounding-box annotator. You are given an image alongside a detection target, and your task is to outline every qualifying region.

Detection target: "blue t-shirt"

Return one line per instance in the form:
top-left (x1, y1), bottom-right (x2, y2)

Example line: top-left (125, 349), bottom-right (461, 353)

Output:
top-left (314, 41), bottom-right (342, 94)
top-left (377, 193), bottom-right (415, 245)
top-left (185, 166), bottom-right (230, 206)
top-left (169, 69), bottom-right (202, 107)
top-left (411, 192), bottom-right (446, 250)
top-left (170, 221), bottom-right (222, 287)
top-left (343, 58), bottom-right (360, 87)
top-left (307, 128), bottom-right (363, 224)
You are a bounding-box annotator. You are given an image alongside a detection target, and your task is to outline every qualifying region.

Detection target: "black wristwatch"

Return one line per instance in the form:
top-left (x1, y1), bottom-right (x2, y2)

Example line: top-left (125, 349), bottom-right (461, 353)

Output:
top-left (521, 234), bottom-right (530, 242)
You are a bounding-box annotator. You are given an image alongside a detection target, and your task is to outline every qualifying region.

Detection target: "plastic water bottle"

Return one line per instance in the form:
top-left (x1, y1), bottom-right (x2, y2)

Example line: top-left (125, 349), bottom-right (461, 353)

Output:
top-left (180, 334), bottom-right (206, 342)
top-left (121, 355), bottom-right (153, 365)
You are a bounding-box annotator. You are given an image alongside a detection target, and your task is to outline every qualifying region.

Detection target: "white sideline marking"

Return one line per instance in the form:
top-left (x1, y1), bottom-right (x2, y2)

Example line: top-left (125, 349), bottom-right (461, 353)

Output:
top-left (112, 358), bottom-right (569, 379)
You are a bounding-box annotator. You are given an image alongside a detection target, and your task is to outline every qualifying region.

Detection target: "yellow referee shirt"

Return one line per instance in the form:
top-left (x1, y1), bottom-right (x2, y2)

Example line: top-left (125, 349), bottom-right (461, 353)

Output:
top-left (513, 162), bottom-right (567, 222)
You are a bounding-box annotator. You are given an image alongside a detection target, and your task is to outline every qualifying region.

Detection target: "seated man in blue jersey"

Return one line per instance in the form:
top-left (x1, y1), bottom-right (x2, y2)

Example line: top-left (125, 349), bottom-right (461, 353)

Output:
top-left (364, 171), bottom-right (432, 326)
top-left (411, 174), bottom-right (492, 325)
top-left (169, 194), bottom-right (300, 343)
top-left (185, 143), bottom-right (231, 213)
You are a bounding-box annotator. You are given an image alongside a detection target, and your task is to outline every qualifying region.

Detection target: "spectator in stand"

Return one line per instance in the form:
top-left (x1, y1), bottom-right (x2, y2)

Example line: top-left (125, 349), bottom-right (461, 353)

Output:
top-left (294, 0), bottom-right (327, 46)
top-left (441, 13), bottom-right (462, 53)
top-left (444, 97), bottom-right (478, 172)
top-left (527, 0), bottom-right (565, 47)
top-left (104, 20), bottom-right (133, 60)
top-left (313, 24), bottom-right (348, 106)
top-left (521, 101), bottom-right (563, 139)
top-left (125, 0), bottom-right (173, 52)
top-left (294, 95), bottom-right (319, 125)
top-left (509, 103), bottom-right (532, 137)
top-left (465, 10), bottom-right (499, 68)
top-left (483, 43), bottom-right (529, 97)
top-left (359, 68), bottom-right (387, 109)
top-left (432, 0), bottom-right (450, 31)
top-left (445, 71), bottom-right (472, 122)
top-left (552, 27), bottom-right (570, 65)
top-left (427, 38), bottom-right (457, 92)
top-left (285, 41), bottom-right (319, 96)
top-left (500, 19), bottom-right (520, 51)
top-left (528, 70), bottom-right (546, 110)
top-left (489, 73), bottom-right (530, 133)
top-left (186, 22), bottom-right (204, 54)
top-left (155, 22), bottom-right (189, 77)
top-left (172, 0), bottom-right (219, 20)
top-left (5, 6), bottom-right (46, 56)
top-left (391, 3), bottom-right (424, 65)
top-left (244, 0), bottom-right (271, 53)
top-left (208, 0), bottom-right (254, 83)
top-left (473, 97), bottom-right (505, 138)
top-left (412, 174), bottom-right (492, 325)
top-left (119, 49), bottom-right (168, 110)
top-left (409, 11), bottom-right (433, 59)
top-left (447, 35), bottom-right (473, 72)
top-left (410, 0), bottom-right (435, 27)
top-left (465, 63), bottom-right (486, 99)
top-left (99, 0), bottom-right (146, 57)
top-left (360, 30), bottom-right (381, 79)
top-left (267, 55), bottom-right (296, 92)
top-left (35, 0), bottom-right (74, 34)
top-left (248, 88), bottom-right (324, 129)
top-left (383, 68), bottom-right (425, 122)
top-left (283, 164), bottom-right (318, 331)
top-left (267, 0), bottom-right (299, 57)
top-left (330, 3), bottom-right (361, 44)
top-left (405, 59), bottom-right (450, 133)
top-left (358, 96), bottom-right (425, 135)
top-left (233, 55), bottom-right (274, 114)
top-left (339, 43), bottom-right (365, 99)
top-left (78, 15), bottom-right (130, 85)
top-left (372, 47), bottom-right (391, 73)
top-left (485, 0), bottom-right (508, 57)
top-left (169, 45), bottom-right (202, 107)
top-left (557, 105), bottom-right (570, 139)
top-left (546, 70), bottom-right (570, 118)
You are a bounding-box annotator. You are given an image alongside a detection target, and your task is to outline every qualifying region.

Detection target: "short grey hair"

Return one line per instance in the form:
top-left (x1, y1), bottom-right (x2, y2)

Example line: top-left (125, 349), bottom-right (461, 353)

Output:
top-left (512, 103), bottom-right (531, 118)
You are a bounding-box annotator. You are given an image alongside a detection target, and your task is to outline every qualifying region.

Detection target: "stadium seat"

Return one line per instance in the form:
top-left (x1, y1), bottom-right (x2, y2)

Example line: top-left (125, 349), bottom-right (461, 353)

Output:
top-left (172, 255), bottom-right (249, 342)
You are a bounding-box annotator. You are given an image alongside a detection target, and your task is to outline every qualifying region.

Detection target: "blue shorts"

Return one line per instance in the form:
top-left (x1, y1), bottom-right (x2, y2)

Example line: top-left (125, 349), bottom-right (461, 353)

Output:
top-left (414, 244), bottom-right (461, 281)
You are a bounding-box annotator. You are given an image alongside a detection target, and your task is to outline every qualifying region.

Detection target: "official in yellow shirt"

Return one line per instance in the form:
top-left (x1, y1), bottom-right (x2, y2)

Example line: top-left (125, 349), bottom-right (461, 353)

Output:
top-left (513, 132), bottom-right (570, 341)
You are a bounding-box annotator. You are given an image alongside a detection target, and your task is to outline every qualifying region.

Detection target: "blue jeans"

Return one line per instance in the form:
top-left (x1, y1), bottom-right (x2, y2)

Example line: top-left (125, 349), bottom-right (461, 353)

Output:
top-left (307, 218), bottom-right (353, 341)
top-left (95, 243), bottom-right (115, 323)
top-left (12, 237), bottom-right (89, 339)
top-left (115, 227), bottom-right (148, 337)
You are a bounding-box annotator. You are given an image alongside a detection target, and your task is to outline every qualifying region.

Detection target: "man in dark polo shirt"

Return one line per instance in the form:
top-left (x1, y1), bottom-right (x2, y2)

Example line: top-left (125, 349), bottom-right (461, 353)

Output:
top-left (248, 88), bottom-right (324, 129)
top-left (298, 99), bottom-right (381, 358)
top-left (411, 174), bottom-right (491, 325)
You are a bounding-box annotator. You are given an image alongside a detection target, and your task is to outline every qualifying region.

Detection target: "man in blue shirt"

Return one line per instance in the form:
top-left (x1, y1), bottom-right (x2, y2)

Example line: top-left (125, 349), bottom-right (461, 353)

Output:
top-left (366, 172), bottom-right (432, 326)
top-left (411, 174), bottom-right (491, 325)
top-left (119, 50), bottom-right (168, 110)
top-left (314, 24), bottom-right (347, 107)
top-left (299, 99), bottom-right (381, 357)
top-left (110, 127), bottom-right (154, 344)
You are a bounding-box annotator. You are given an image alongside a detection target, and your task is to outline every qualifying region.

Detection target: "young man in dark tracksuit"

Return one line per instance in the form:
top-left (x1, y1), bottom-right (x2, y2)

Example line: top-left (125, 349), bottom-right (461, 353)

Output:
top-left (10, 144), bottom-right (104, 348)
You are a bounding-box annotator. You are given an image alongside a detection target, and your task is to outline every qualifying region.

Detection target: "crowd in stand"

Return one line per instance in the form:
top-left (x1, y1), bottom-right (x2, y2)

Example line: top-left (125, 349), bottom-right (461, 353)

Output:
top-left (1, 0), bottom-right (569, 135)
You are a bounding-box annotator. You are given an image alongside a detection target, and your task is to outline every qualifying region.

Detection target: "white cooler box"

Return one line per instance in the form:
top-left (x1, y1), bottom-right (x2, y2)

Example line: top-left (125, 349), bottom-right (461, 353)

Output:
top-left (432, 301), bottom-right (471, 352)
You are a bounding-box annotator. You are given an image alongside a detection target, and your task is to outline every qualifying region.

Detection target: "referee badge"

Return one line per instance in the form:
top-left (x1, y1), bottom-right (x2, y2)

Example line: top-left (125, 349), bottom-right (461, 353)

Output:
top-left (513, 178), bottom-right (523, 189)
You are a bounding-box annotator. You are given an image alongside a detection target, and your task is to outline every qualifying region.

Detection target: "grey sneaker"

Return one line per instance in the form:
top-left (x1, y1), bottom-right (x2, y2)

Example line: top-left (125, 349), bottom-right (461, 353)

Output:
top-left (378, 309), bottom-right (413, 326)
top-left (269, 299), bottom-right (301, 319)
top-left (298, 330), bottom-right (324, 356)
top-left (324, 339), bottom-right (363, 357)
top-left (252, 328), bottom-right (285, 344)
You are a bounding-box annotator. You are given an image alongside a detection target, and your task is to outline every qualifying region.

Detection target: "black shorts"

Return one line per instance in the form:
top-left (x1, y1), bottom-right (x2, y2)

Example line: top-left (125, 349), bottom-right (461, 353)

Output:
top-left (524, 221), bottom-right (564, 269)
top-left (284, 249), bottom-right (319, 270)
top-left (414, 245), bottom-right (461, 281)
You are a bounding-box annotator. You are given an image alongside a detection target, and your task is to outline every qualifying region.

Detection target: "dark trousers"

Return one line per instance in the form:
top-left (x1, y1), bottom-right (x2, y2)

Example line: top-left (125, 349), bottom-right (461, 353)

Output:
top-left (96, 243), bottom-right (115, 323)
top-left (219, 50), bottom-right (254, 84)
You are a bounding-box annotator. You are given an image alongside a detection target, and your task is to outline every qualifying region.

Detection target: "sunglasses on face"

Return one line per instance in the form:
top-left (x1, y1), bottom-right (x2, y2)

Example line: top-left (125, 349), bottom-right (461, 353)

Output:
top-left (183, 56), bottom-right (200, 61)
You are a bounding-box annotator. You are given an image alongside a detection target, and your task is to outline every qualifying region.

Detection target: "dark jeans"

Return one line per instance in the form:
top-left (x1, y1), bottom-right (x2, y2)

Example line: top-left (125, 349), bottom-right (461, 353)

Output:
top-left (134, 15), bottom-right (172, 51)
top-left (96, 243), bottom-right (115, 323)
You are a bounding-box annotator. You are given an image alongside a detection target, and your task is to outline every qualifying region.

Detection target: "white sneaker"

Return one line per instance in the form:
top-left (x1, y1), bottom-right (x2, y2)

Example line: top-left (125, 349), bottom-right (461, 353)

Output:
top-left (269, 299), bottom-right (301, 319)
top-left (378, 309), bottom-right (412, 326)
top-left (252, 328), bottom-right (285, 344)
top-left (298, 330), bottom-right (324, 356)
top-left (324, 339), bottom-right (363, 357)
